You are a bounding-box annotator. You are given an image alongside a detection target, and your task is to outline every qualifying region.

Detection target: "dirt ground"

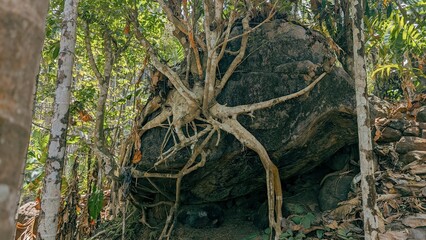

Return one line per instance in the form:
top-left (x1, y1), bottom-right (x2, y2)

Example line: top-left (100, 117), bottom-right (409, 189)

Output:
top-left (173, 208), bottom-right (264, 240)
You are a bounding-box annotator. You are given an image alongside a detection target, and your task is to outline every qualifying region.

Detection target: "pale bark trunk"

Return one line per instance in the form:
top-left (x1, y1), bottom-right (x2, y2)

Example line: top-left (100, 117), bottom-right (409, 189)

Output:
top-left (350, 1), bottom-right (381, 239)
top-left (37, 0), bottom-right (78, 239)
top-left (0, 1), bottom-right (48, 239)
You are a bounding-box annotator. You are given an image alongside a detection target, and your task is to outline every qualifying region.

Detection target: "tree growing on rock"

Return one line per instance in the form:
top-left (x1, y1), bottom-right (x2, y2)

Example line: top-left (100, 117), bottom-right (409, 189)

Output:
top-left (125, 1), bottom-right (333, 238)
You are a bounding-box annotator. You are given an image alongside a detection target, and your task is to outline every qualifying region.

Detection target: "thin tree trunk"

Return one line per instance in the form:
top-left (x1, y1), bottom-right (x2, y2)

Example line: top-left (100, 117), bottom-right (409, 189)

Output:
top-left (37, 0), bottom-right (78, 239)
top-left (341, 0), bottom-right (354, 76)
top-left (350, 1), bottom-right (382, 239)
top-left (95, 32), bottom-right (112, 151)
top-left (93, 32), bottom-right (112, 190)
top-left (84, 23), bottom-right (117, 179)
top-left (0, 1), bottom-right (48, 239)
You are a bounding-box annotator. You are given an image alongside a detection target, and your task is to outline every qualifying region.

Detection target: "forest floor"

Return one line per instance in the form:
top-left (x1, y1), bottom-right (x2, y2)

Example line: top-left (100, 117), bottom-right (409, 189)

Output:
top-left (171, 209), bottom-right (263, 240)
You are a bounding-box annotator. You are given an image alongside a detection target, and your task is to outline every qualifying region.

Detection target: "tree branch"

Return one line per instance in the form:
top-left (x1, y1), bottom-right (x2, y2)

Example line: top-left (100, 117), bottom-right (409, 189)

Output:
top-left (215, 13), bottom-right (251, 96)
top-left (201, 0), bottom-right (220, 113)
top-left (157, 0), bottom-right (188, 36)
top-left (212, 72), bottom-right (327, 117)
top-left (217, 7), bottom-right (237, 63)
top-left (91, 144), bottom-right (119, 180)
top-left (84, 21), bottom-right (103, 81)
top-left (182, 0), bottom-right (203, 77)
top-left (215, 6), bottom-right (276, 50)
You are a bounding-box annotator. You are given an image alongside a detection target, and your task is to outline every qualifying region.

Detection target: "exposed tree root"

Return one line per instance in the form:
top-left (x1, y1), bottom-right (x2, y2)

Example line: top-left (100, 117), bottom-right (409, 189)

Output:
top-left (215, 118), bottom-right (283, 238)
top-left (132, 126), bottom-right (214, 239)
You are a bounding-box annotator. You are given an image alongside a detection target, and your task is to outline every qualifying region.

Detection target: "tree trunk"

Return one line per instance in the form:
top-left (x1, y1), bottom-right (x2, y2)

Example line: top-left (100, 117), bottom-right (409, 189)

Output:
top-left (340, 0), bottom-right (354, 76)
top-left (37, 0), bottom-right (78, 239)
top-left (93, 32), bottom-right (112, 190)
top-left (350, 1), bottom-right (382, 239)
top-left (84, 23), bottom-right (117, 179)
top-left (0, 1), bottom-right (48, 239)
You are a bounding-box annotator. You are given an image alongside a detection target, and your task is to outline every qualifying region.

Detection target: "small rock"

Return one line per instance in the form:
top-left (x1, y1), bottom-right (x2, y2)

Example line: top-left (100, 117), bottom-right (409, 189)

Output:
top-left (325, 149), bottom-right (351, 171)
top-left (385, 119), bottom-right (406, 131)
top-left (395, 137), bottom-right (426, 154)
top-left (394, 184), bottom-right (413, 196)
top-left (403, 127), bottom-right (420, 137)
top-left (422, 130), bottom-right (426, 139)
top-left (318, 175), bottom-right (354, 211)
top-left (417, 107), bottom-right (426, 122)
top-left (409, 164), bottom-right (426, 175)
top-left (404, 120), bottom-right (419, 130)
top-left (369, 95), bottom-right (392, 118)
top-left (378, 127), bottom-right (402, 142)
top-left (410, 227), bottom-right (426, 240)
top-left (400, 151), bottom-right (426, 165)
top-left (379, 230), bottom-right (409, 240)
top-left (402, 213), bottom-right (426, 228)
top-left (253, 201), bottom-right (269, 230)
top-left (386, 222), bottom-right (407, 231)
top-left (421, 187), bottom-right (426, 197)
top-left (177, 204), bottom-right (224, 228)
top-left (419, 122), bottom-right (426, 129)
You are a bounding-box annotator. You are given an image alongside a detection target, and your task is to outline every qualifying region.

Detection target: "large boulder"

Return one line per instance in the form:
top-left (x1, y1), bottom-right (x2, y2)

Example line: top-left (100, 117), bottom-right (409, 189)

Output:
top-left (131, 20), bottom-right (357, 204)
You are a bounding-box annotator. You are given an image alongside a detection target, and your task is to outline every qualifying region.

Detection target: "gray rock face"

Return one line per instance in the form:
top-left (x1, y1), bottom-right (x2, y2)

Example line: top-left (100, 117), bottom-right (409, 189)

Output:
top-left (400, 151), bottom-right (426, 165)
top-left (396, 137), bottom-right (426, 154)
top-left (417, 107), bottom-right (426, 122)
top-left (132, 20), bottom-right (357, 204)
top-left (318, 175), bottom-right (354, 211)
top-left (403, 127), bottom-right (420, 137)
top-left (177, 204), bottom-right (224, 228)
top-left (378, 127), bottom-right (402, 143)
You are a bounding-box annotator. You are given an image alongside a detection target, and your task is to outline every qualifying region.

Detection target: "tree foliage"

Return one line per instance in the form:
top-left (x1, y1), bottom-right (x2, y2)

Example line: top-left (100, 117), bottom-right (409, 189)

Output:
top-left (365, 0), bottom-right (426, 100)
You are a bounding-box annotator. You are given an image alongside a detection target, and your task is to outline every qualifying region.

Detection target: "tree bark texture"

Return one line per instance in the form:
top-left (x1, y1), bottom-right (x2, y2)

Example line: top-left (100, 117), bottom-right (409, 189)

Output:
top-left (0, 1), bottom-right (48, 239)
top-left (37, 0), bottom-right (78, 239)
top-left (350, 1), bottom-right (382, 239)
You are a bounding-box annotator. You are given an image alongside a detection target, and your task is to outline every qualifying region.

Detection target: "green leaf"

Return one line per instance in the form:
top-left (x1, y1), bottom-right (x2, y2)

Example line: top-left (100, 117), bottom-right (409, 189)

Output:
top-left (291, 216), bottom-right (302, 224)
top-left (386, 4), bottom-right (393, 18)
top-left (51, 41), bottom-right (60, 59)
top-left (88, 189), bottom-right (104, 220)
top-left (264, 228), bottom-right (271, 234)
top-left (402, 29), bottom-right (407, 40)
top-left (295, 233), bottom-right (306, 239)
top-left (67, 135), bottom-right (80, 144)
top-left (286, 203), bottom-right (306, 215)
top-left (316, 229), bottom-right (324, 239)
top-left (301, 216), bottom-right (312, 229)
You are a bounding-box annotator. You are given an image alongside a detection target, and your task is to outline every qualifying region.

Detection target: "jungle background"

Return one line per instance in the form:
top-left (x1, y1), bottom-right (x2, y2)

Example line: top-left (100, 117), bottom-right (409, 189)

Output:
top-left (11, 0), bottom-right (426, 239)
